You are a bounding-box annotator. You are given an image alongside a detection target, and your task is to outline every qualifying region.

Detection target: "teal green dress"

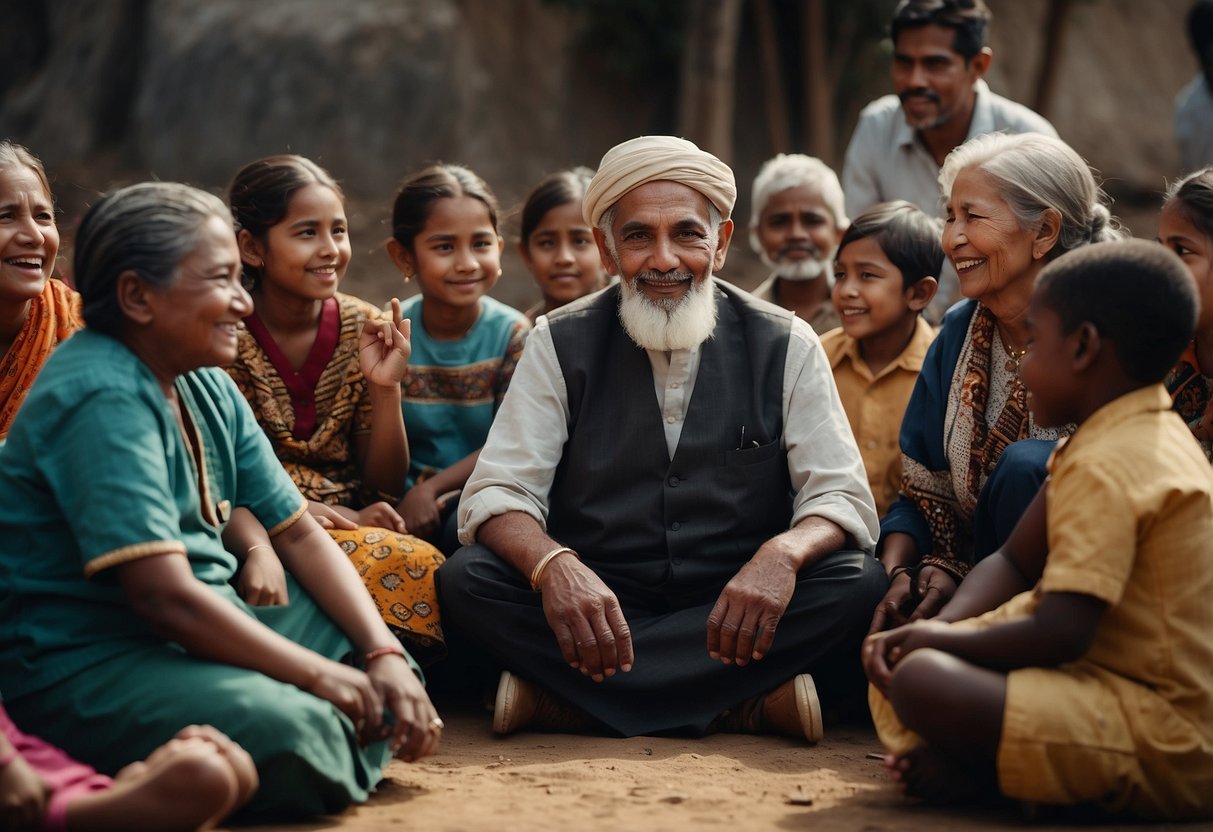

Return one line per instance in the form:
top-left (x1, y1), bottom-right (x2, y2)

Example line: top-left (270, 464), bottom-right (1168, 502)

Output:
top-left (0, 329), bottom-right (394, 819)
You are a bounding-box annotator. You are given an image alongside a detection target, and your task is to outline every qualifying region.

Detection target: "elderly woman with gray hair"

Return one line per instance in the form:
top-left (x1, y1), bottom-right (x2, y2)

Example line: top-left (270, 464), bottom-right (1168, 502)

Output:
top-left (0, 182), bottom-right (440, 821)
top-left (872, 132), bottom-right (1124, 631)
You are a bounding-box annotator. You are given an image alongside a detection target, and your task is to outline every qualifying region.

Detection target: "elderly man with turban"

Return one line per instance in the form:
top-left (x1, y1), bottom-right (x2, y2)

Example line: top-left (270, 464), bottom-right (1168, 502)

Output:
top-left (437, 136), bottom-right (884, 741)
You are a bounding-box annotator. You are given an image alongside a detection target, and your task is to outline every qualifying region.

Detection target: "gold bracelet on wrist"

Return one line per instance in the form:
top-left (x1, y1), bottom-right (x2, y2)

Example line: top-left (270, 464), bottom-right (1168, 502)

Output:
top-left (529, 546), bottom-right (578, 591)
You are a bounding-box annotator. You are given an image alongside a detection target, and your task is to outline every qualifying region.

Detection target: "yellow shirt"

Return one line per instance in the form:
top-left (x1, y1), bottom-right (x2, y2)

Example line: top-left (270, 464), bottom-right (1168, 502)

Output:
top-left (819, 317), bottom-right (935, 516)
top-left (1044, 386), bottom-right (1213, 724)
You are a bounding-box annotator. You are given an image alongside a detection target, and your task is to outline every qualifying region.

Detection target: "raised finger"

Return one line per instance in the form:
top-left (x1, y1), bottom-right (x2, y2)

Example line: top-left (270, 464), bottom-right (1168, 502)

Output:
top-left (391, 297), bottom-right (402, 327)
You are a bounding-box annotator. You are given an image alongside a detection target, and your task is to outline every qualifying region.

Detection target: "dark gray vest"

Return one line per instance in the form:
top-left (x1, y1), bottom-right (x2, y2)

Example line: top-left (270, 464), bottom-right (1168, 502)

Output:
top-left (546, 279), bottom-right (795, 606)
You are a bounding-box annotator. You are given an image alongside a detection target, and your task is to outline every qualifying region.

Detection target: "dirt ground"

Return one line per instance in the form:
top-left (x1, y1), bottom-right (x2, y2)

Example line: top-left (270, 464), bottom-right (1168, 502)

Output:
top-left (244, 705), bottom-right (1202, 832)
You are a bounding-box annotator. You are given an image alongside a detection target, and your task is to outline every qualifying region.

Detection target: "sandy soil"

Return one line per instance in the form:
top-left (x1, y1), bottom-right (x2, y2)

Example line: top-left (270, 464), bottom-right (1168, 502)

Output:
top-left (245, 705), bottom-right (1199, 832)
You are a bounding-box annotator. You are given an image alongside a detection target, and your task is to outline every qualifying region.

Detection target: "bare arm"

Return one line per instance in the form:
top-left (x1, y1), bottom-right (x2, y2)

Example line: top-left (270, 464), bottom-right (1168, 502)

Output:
top-left (937, 487), bottom-right (1048, 623)
top-left (864, 591), bottom-right (1104, 692)
top-left (354, 300), bottom-right (410, 500)
top-left (398, 449), bottom-right (480, 538)
top-left (222, 507), bottom-right (288, 606)
top-left (477, 511), bottom-right (634, 682)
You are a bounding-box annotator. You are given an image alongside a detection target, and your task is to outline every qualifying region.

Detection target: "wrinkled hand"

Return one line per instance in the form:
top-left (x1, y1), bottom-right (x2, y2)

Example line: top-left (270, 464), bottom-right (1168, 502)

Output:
top-left (366, 654), bottom-right (442, 762)
top-left (539, 556), bottom-right (633, 682)
top-left (238, 544), bottom-right (289, 606)
top-left (868, 565), bottom-right (958, 634)
top-left (398, 483), bottom-right (441, 539)
top-left (706, 553), bottom-right (796, 666)
top-left (307, 500), bottom-right (358, 531)
top-left (0, 752), bottom-right (48, 832)
top-left (862, 620), bottom-right (951, 694)
top-left (357, 501), bottom-right (408, 534)
top-left (360, 298), bottom-right (411, 388)
top-left (305, 660), bottom-right (384, 746)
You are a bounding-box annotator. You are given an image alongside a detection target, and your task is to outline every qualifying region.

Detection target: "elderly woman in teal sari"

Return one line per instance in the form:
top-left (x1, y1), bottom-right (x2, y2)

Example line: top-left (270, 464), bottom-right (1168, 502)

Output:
top-left (0, 182), bottom-right (441, 820)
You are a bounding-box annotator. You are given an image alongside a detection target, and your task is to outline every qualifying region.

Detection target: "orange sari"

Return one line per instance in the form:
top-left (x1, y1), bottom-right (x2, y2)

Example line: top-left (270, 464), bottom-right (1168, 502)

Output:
top-left (0, 279), bottom-right (82, 439)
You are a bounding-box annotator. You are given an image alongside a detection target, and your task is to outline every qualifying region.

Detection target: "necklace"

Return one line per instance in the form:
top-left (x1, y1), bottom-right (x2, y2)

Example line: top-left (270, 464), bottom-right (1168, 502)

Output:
top-left (1004, 342), bottom-right (1026, 374)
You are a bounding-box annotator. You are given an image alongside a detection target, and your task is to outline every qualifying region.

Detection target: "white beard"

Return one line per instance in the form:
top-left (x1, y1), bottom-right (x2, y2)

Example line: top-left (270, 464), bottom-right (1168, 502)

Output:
top-left (759, 249), bottom-right (832, 282)
top-left (617, 271), bottom-right (718, 352)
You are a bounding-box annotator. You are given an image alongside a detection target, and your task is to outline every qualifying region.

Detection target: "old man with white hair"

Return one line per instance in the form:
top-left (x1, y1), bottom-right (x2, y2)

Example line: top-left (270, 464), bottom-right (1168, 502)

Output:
top-left (437, 136), bottom-right (884, 741)
top-left (748, 153), bottom-right (849, 334)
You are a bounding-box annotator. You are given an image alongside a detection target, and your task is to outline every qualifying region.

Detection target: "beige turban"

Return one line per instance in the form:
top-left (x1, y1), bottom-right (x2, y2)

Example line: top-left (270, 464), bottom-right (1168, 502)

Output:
top-left (582, 135), bottom-right (737, 228)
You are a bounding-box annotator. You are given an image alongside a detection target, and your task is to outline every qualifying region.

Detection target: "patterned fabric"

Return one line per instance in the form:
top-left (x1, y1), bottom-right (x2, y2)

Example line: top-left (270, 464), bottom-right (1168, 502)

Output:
top-left (1165, 341), bottom-right (1213, 462)
top-left (330, 527), bottom-right (446, 664)
top-left (226, 293), bottom-right (446, 654)
top-left (227, 293), bottom-right (379, 507)
top-left (0, 278), bottom-right (81, 439)
top-left (886, 301), bottom-right (1068, 571)
top-left (400, 294), bottom-right (529, 489)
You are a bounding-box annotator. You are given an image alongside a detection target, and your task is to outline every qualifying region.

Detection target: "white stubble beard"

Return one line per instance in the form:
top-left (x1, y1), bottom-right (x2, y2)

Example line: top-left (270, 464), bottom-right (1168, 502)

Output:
top-left (759, 249), bottom-right (833, 282)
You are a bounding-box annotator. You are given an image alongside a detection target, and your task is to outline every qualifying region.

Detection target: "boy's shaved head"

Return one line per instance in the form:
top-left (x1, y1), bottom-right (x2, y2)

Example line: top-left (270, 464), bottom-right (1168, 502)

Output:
top-left (1035, 239), bottom-right (1198, 384)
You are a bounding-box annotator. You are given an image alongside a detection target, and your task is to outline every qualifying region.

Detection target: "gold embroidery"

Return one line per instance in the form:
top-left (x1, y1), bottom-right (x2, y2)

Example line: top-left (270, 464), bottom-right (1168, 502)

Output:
top-left (85, 541), bottom-right (187, 577)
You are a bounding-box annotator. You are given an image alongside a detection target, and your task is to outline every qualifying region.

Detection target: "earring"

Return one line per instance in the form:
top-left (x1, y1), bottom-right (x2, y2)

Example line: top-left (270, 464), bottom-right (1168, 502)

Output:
top-left (496, 268), bottom-right (503, 278)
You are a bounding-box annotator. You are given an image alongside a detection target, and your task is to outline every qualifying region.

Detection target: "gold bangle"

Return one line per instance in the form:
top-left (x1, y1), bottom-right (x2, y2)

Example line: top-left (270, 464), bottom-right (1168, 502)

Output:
top-left (529, 546), bottom-right (578, 591)
top-left (246, 544), bottom-right (274, 556)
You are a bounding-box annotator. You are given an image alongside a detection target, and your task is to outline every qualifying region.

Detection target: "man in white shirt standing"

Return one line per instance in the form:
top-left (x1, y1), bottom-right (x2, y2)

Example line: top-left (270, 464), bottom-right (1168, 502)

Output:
top-left (842, 0), bottom-right (1056, 316)
top-left (438, 135), bottom-right (883, 743)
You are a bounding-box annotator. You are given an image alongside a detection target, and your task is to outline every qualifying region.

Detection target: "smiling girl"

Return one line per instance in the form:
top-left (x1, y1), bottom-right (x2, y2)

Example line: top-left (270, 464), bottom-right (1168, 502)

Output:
top-left (387, 164), bottom-right (529, 553)
top-left (518, 167), bottom-right (609, 323)
top-left (225, 155), bottom-right (446, 664)
top-left (0, 142), bottom-right (81, 438)
top-left (1158, 167), bottom-right (1213, 461)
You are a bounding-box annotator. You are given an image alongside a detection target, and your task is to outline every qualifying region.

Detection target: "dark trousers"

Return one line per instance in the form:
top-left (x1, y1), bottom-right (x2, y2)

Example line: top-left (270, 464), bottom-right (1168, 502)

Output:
top-left (437, 544), bottom-right (887, 737)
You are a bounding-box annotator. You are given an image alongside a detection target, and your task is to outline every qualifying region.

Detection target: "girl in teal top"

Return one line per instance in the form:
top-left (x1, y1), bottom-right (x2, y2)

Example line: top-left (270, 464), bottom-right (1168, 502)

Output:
top-left (0, 182), bottom-right (441, 820)
top-left (387, 164), bottom-right (529, 552)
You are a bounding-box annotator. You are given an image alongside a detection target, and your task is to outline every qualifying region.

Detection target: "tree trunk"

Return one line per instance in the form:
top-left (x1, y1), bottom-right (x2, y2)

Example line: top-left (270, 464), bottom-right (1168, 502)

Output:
top-left (752, 0), bottom-right (791, 156)
top-left (1033, 0), bottom-right (1075, 117)
top-left (678, 0), bottom-right (744, 164)
top-left (801, 0), bottom-right (832, 162)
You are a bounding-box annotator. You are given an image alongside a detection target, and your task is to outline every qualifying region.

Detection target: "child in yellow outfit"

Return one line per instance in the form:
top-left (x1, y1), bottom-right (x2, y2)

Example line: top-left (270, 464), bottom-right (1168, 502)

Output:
top-left (863, 239), bottom-right (1213, 820)
top-left (820, 201), bottom-right (940, 516)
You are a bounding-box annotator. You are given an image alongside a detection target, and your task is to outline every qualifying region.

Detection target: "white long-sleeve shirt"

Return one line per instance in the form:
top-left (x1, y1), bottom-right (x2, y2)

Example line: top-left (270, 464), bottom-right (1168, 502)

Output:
top-left (458, 312), bottom-right (879, 553)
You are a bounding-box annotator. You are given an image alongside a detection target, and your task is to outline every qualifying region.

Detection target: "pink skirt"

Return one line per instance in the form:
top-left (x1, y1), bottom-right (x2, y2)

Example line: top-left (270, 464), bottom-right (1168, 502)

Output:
top-left (1, 704), bottom-right (112, 832)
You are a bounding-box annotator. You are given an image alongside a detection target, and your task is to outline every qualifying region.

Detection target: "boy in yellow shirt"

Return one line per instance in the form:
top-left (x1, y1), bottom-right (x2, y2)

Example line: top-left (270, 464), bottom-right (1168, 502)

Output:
top-left (821, 201), bottom-right (940, 515)
top-left (863, 239), bottom-right (1213, 819)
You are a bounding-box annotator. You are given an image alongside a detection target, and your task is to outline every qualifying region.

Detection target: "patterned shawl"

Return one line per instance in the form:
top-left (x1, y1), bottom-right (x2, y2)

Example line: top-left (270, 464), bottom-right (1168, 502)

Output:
top-left (1165, 340), bottom-right (1213, 462)
top-left (0, 279), bottom-right (82, 439)
top-left (897, 303), bottom-right (1068, 577)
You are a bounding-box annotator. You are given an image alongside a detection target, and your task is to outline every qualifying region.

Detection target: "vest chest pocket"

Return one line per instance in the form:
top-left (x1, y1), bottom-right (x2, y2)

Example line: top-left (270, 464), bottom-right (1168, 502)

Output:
top-left (722, 438), bottom-right (783, 467)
